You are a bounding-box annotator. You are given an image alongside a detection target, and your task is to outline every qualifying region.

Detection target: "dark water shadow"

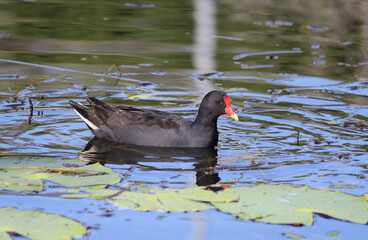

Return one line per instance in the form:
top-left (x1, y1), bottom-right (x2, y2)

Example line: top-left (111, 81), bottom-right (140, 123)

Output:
top-left (78, 137), bottom-right (220, 186)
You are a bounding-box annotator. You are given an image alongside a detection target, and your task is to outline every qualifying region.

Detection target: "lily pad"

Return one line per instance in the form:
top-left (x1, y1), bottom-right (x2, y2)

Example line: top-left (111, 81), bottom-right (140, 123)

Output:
top-left (61, 184), bottom-right (368, 225)
top-left (138, 186), bottom-right (239, 203)
top-left (0, 231), bottom-right (11, 240)
top-left (60, 188), bottom-right (120, 199)
top-left (213, 185), bottom-right (368, 226)
top-left (108, 187), bottom-right (238, 212)
top-left (108, 191), bottom-right (213, 212)
top-left (0, 157), bottom-right (121, 192)
top-left (0, 207), bottom-right (86, 240)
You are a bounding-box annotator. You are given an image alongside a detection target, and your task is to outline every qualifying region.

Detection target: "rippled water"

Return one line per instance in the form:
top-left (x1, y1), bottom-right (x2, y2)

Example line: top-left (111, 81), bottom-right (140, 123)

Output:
top-left (0, 0), bottom-right (367, 239)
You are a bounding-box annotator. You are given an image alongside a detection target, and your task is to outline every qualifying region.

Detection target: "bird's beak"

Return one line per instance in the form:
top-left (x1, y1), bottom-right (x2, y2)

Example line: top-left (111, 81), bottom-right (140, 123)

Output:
top-left (226, 107), bottom-right (239, 121)
top-left (224, 95), bottom-right (239, 121)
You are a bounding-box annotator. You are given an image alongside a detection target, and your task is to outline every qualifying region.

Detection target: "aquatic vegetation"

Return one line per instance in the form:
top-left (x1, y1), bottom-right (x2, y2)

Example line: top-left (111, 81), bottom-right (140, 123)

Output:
top-left (0, 207), bottom-right (86, 240)
top-left (0, 157), bottom-right (121, 192)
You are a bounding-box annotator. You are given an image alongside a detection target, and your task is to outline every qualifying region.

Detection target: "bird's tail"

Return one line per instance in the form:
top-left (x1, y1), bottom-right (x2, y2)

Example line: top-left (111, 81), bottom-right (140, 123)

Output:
top-left (69, 100), bottom-right (100, 131)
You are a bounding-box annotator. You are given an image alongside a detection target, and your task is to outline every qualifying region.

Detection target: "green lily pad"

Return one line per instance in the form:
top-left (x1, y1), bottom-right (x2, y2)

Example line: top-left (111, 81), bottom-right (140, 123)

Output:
top-left (213, 185), bottom-right (368, 226)
top-left (108, 191), bottom-right (212, 212)
top-left (0, 207), bottom-right (86, 240)
top-left (108, 187), bottom-right (238, 212)
top-left (138, 186), bottom-right (239, 203)
top-left (0, 157), bottom-right (121, 192)
top-left (4, 157), bottom-right (366, 227)
top-left (60, 188), bottom-right (120, 199)
top-left (0, 231), bottom-right (11, 240)
top-left (62, 184), bottom-right (368, 226)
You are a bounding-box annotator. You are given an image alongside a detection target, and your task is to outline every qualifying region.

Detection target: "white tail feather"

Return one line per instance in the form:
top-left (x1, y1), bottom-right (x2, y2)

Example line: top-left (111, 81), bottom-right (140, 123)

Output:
top-left (74, 109), bottom-right (99, 130)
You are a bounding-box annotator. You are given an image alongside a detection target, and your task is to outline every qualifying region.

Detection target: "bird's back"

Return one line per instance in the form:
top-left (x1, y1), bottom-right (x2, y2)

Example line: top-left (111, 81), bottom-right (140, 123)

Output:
top-left (71, 97), bottom-right (208, 147)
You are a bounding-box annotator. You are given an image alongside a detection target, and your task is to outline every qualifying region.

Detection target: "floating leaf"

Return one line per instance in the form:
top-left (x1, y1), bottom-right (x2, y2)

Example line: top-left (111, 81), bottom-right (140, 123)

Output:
top-left (108, 191), bottom-right (212, 212)
top-left (213, 185), bottom-right (368, 226)
top-left (0, 157), bottom-right (121, 192)
top-left (0, 231), bottom-right (11, 240)
top-left (29, 162), bottom-right (121, 187)
top-left (60, 188), bottom-right (120, 199)
top-left (108, 187), bottom-right (237, 212)
top-left (83, 184), bottom-right (368, 225)
top-left (0, 168), bottom-right (43, 192)
top-left (138, 186), bottom-right (239, 203)
top-left (0, 207), bottom-right (86, 240)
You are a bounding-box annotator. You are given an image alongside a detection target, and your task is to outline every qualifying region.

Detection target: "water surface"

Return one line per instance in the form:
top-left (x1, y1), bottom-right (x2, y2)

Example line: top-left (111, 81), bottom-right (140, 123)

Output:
top-left (0, 0), bottom-right (367, 239)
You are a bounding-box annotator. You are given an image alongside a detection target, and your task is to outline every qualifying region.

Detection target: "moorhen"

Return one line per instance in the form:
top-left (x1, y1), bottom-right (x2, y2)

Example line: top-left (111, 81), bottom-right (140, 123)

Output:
top-left (69, 90), bottom-right (238, 148)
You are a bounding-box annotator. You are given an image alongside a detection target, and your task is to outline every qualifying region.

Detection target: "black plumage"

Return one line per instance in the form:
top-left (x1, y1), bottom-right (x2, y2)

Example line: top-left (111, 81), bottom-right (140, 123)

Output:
top-left (69, 90), bottom-right (238, 148)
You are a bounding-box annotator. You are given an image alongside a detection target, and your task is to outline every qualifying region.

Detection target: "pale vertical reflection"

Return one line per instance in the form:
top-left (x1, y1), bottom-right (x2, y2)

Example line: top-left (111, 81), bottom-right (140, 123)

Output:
top-left (187, 212), bottom-right (209, 240)
top-left (192, 0), bottom-right (217, 96)
top-left (193, 0), bottom-right (216, 74)
top-left (189, 3), bottom-right (215, 237)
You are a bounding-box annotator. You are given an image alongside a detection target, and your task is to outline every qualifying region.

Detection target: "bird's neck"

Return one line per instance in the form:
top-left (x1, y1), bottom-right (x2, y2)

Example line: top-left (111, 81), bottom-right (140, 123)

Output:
top-left (190, 108), bottom-right (220, 147)
top-left (193, 109), bottom-right (219, 128)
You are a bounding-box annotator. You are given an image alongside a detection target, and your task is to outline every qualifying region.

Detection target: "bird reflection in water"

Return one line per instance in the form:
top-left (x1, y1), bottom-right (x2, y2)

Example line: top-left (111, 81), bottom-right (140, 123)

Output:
top-left (78, 137), bottom-right (220, 186)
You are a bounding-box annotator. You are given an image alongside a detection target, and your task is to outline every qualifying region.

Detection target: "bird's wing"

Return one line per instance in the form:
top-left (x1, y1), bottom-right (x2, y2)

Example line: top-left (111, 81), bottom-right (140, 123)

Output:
top-left (86, 97), bottom-right (186, 131)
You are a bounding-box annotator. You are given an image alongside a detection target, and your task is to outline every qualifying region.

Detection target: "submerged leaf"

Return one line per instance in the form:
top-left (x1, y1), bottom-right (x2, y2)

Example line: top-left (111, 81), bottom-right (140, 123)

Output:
top-left (0, 207), bottom-right (86, 240)
top-left (283, 233), bottom-right (305, 239)
top-left (330, 184), bottom-right (358, 189)
top-left (327, 231), bottom-right (340, 237)
top-left (213, 185), bottom-right (368, 226)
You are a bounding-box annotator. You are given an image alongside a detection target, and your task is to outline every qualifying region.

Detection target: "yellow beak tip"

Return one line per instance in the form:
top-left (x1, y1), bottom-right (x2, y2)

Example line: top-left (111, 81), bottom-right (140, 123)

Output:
top-left (231, 114), bottom-right (239, 121)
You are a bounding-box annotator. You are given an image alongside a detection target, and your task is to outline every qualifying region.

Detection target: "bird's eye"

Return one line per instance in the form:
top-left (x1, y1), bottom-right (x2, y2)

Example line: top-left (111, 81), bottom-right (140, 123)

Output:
top-left (216, 99), bottom-right (223, 104)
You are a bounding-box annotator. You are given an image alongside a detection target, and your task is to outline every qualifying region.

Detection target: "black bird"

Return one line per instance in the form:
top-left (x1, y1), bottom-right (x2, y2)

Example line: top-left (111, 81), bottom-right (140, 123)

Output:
top-left (69, 90), bottom-right (238, 148)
